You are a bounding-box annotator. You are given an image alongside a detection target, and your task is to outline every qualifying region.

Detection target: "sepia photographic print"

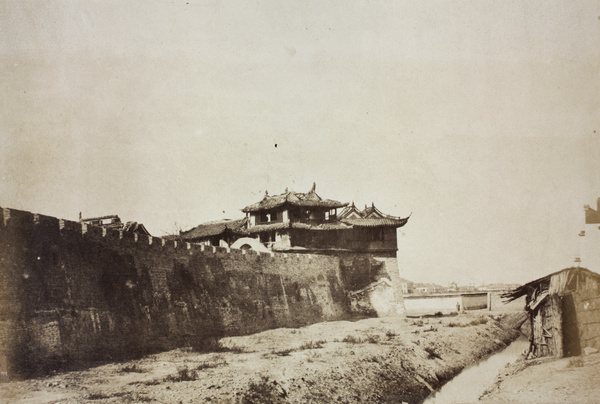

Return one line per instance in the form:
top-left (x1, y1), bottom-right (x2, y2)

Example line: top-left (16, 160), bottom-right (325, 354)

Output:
top-left (1, 1), bottom-right (599, 403)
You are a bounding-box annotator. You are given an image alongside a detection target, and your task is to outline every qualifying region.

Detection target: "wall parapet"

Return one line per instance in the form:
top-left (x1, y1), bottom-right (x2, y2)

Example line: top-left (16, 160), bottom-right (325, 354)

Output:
top-left (0, 206), bottom-right (327, 263)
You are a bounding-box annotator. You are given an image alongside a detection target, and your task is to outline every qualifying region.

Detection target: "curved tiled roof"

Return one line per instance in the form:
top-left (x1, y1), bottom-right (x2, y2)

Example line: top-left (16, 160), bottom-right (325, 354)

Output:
top-left (242, 183), bottom-right (347, 213)
top-left (338, 202), bottom-right (410, 228)
top-left (340, 217), bottom-right (409, 228)
top-left (179, 218), bottom-right (248, 240)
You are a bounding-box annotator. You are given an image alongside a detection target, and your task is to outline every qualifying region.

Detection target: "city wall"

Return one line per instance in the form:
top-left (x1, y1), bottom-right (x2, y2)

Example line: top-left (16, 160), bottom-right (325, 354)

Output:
top-left (0, 207), bottom-right (389, 377)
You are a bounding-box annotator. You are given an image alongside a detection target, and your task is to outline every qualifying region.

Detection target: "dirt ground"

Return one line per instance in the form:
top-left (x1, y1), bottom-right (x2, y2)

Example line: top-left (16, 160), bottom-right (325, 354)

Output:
top-left (1, 312), bottom-right (522, 404)
top-left (479, 350), bottom-right (600, 404)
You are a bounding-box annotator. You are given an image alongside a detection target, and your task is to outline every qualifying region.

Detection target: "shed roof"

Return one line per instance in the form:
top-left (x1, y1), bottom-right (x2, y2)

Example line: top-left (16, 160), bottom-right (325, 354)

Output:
top-left (502, 267), bottom-right (600, 302)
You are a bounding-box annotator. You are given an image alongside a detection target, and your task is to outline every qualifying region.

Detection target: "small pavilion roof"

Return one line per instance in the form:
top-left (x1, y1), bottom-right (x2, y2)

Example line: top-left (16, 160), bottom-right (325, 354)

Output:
top-left (242, 183), bottom-right (347, 213)
top-left (338, 202), bottom-right (410, 228)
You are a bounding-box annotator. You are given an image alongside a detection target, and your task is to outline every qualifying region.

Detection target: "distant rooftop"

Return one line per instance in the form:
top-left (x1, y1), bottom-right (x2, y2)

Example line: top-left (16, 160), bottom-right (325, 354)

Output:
top-left (179, 218), bottom-right (248, 241)
top-left (584, 197), bottom-right (600, 224)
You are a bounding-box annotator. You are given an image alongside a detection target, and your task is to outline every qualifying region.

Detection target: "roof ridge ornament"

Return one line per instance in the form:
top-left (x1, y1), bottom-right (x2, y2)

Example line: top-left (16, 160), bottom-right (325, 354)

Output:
top-left (310, 182), bottom-right (316, 193)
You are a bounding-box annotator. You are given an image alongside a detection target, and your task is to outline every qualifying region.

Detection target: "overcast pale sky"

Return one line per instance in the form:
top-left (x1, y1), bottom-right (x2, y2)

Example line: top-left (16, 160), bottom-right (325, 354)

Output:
top-left (1, 1), bottom-right (599, 285)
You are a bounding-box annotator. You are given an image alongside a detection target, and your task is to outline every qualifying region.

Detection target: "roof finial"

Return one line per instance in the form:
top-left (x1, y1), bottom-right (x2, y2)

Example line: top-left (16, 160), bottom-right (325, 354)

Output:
top-left (311, 182), bottom-right (316, 193)
top-left (265, 190), bottom-right (269, 196)
top-left (285, 187), bottom-right (288, 193)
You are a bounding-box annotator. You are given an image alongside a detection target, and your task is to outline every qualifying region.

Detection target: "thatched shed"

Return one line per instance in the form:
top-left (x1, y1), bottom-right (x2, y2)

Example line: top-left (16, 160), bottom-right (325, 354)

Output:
top-left (504, 267), bottom-right (600, 358)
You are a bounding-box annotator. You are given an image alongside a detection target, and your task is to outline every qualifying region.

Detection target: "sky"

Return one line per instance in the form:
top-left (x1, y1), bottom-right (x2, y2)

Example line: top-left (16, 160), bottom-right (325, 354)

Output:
top-left (1, 1), bottom-right (599, 285)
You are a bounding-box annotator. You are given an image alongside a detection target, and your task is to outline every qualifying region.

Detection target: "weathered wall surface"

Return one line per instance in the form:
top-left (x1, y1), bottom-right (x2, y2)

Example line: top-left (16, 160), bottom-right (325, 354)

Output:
top-left (0, 208), bottom-right (385, 377)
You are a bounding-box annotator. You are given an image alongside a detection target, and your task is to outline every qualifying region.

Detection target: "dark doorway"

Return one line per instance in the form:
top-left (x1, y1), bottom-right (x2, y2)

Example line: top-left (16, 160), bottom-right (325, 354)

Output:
top-left (561, 294), bottom-right (581, 357)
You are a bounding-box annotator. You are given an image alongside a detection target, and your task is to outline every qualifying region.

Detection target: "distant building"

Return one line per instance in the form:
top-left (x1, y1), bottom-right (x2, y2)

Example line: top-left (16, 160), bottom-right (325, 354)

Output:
top-left (401, 280), bottom-right (414, 294)
top-left (179, 183), bottom-right (410, 256)
top-left (79, 214), bottom-right (151, 236)
top-left (581, 198), bottom-right (600, 272)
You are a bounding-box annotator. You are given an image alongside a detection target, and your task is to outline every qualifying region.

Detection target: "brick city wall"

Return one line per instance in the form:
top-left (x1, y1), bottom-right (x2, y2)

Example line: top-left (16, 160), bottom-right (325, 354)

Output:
top-left (0, 207), bottom-right (389, 377)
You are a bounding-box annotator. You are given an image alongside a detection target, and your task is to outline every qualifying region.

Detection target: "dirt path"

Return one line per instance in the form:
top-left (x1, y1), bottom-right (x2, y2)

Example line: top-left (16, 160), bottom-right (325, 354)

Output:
top-left (479, 351), bottom-right (600, 403)
top-left (1, 312), bottom-right (522, 404)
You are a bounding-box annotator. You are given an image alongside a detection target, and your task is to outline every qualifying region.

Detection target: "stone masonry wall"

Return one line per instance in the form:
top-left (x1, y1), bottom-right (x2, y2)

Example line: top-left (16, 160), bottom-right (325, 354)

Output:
top-left (0, 207), bottom-right (386, 378)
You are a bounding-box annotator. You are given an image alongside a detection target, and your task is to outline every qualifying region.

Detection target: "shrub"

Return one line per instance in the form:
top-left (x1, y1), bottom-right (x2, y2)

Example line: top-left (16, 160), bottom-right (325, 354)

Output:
top-left (342, 335), bottom-right (362, 344)
top-left (240, 375), bottom-right (287, 404)
top-left (299, 340), bottom-right (325, 350)
top-left (365, 334), bottom-right (381, 344)
top-left (86, 392), bottom-right (111, 400)
top-left (120, 364), bottom-right (144, 373)
top-left (196, 359), bottom-right (227, 370)
top-left (468, 316), bottom-right (488, 326)
top-left (164, 366), bottom-right (198, 382)
top-left (271, 348), bottom-right (295, 357)
top-left (424, 346), bottom-right (442, 360)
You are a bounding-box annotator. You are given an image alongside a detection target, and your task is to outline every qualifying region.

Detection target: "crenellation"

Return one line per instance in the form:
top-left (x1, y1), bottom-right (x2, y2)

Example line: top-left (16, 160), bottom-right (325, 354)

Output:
top-left (105, 228), bottom-right (122, 243)
top-left (149, 236), bottom-right (164, 254)
top-left (120, 230), bottom-right (137, 246)
top-left (187, 242), bottom-right (203, 254)
top-left (59, 219), bottom-right (81, 237)
top-left (2, 208), bottom-right (34, 229)
top-left (35, 214), bottom-right (60, 231)
top-left (1, 206), bottom-right (8, 227)
top-left (230, 248), bottom-right (244, 258)
top-left (83, 224), bottom-right (103, 239)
